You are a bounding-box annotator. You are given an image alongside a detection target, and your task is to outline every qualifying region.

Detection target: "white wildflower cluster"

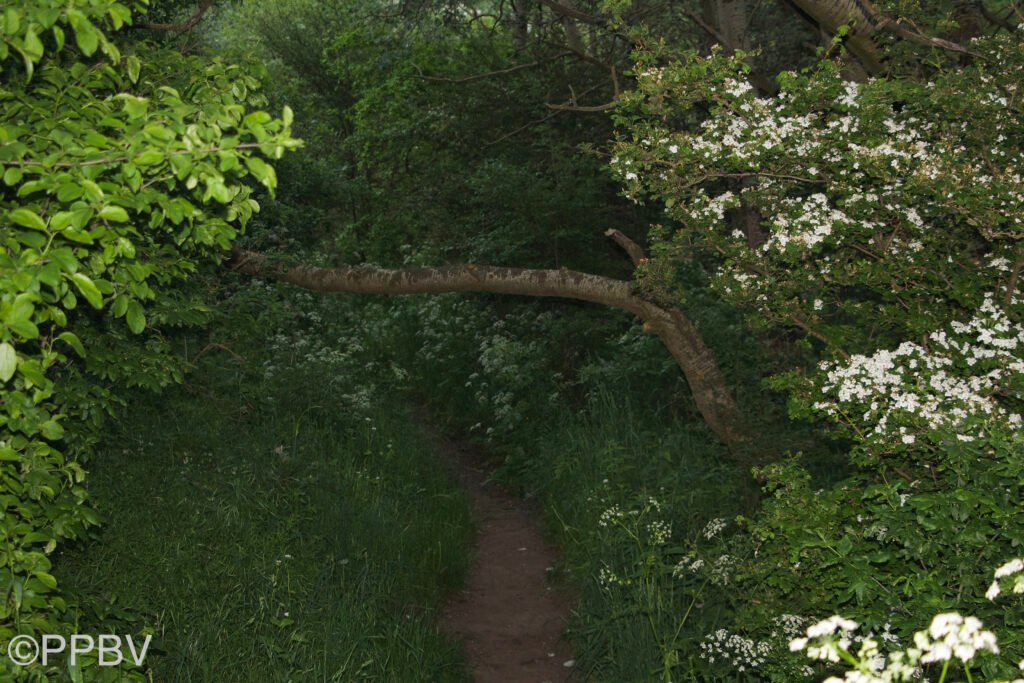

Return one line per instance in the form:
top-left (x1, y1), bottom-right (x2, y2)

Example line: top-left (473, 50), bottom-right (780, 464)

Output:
top-left (771, 613), bottom-right (808, 639)
top-left (792, 613), bottom-right (1000, 682)
top-left (597, 566), bottom-right (632, 589)
top-left (646, 519), bottom-right (672, 545)
top-left (813, 294), bottom-right (1024, 445)
top-left (672, 554), bottom-right (705, 578)
top-left (598, 504), bottom-right (625, 528)
top-left (710, 554), bottom-right (737, 586)
top-left (790, 616), bottom-right (859, 663)
top-left (913, 613), bottom-right (999, 664)
top-left (700, 628), bottom-right (772, 672)
top-left (985, 558), bottom-right (1024, 600)
top-left (703, 517), bottom-right (728, 540)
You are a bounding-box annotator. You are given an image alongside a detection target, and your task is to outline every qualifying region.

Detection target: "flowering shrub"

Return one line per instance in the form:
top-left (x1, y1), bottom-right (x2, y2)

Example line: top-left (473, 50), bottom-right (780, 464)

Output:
top-left (608, 20), bottom-right (1024, 682)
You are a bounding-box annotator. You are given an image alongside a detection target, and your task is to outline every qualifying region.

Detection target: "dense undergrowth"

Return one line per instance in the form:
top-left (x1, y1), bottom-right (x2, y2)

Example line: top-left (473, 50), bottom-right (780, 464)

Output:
top-left (57, 281), bottom-right (474, 681)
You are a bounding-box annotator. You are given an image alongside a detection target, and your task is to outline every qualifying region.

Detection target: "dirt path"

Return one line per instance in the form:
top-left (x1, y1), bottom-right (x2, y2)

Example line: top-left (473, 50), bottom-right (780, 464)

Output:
top-left (433, 429), bottom-right (576, 683)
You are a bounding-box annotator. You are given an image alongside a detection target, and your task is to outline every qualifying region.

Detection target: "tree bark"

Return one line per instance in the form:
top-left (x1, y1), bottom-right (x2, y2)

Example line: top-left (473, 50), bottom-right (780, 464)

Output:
top-left (786, 0), bottom-right (884, 73)
top-left (230, 248), bottom-right (750, 449)
top-left (716, 0), bottom-right (751, 51)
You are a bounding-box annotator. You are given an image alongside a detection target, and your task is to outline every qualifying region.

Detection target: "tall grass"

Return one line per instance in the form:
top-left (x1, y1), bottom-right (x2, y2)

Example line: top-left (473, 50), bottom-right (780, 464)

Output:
top-left (58, 359), bottom-right (473, 682)
top-left (492, 391), bottom-right (749, 681)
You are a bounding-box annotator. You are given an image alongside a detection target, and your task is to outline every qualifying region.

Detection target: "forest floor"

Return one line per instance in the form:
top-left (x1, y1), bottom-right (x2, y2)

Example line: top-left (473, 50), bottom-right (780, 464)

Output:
top-left (429, 421), bottom-right (577, 683)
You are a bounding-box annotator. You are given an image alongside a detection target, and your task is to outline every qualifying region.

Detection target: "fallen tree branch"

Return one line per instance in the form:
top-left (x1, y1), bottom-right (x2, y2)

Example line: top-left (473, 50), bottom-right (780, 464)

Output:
top-left (229, 246), bottom-right (750, 448)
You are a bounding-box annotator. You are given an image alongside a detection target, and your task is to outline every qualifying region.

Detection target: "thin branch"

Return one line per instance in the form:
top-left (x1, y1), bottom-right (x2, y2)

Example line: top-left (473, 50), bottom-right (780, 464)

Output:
top-left (545, 83), bottom-right (615, 112)
top-left (684, 10), bottom-right (732, 48)
top-left (485, 109), bottom-right (564, 147)
top-left (0, 143), bottom-right (267, 169)
top-left (416, 51), bottom-right (573, 84)
top-left (537, 0), bottom-right (606, 25)
top-left (789, 314), bottom-right (851, 360)
top-left (877, 16), bottom-right (984, 58)
top-left (604, 228), bottom-right (646, 267)
top-left (546, 100), bottom-right (616, 112)
top-left (679, 171), bottom-right (824, 190)
top-left (137, 0), bottom-right (215, 32)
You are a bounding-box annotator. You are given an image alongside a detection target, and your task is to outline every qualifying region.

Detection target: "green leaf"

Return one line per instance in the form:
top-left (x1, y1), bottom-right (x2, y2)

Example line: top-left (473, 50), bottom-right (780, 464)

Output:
top-left (40, 420), bottom-right (64, 440)
top-left (0, 343), bottom-right (16, 382)
top-left (3, 166), bottom-right (23, 186)
top-left (9, 208), bottom-right (46, 231)
top-left (126, 301), bottom-right (146, 334)
top-left (56, 183), bottom-right (84, 202)
top-left (133, 148), bottom-right (164, 166)
top-left (74, 24), bottom-right (99, 57)
top-left (126, 55), bottom-right (141, 84)
top-left (56, 332), bottom-right (85, 357)
top-left (70, 273), bottom-right (103, 309)
top-left (22, 26), bottom-right (43, 61)
top-left (98, 205), bottom-right (129, 222)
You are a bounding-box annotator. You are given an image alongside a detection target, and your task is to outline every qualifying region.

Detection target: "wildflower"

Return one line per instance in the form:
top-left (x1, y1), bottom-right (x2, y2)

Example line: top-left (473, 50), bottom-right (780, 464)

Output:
top-left (912, 613), bottom-right (998, 663)
top-left (703, 517), bottom-right (727, 540)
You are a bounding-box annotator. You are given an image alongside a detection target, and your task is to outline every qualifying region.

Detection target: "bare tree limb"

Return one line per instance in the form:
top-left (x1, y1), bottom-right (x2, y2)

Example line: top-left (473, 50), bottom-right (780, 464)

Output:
top-left (604, 228), bottom-right (646, 267)
top-left (137, 0), bottom-right (215, 31)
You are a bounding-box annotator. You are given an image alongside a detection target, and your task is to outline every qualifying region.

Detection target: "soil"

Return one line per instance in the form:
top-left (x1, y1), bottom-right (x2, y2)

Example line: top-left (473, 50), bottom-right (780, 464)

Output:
top-left (433, 428), bottom-right (577, 683)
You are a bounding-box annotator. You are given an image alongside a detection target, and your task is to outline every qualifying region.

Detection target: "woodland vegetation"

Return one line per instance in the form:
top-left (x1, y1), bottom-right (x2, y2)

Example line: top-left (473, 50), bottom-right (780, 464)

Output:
top-left (2, 0), bottom-right (1024, 680)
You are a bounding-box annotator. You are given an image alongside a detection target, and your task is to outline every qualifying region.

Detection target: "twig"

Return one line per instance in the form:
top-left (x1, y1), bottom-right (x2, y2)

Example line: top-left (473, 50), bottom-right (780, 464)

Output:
top-left (485, 109), bottom-right (564, 147)
top-left (137, 0), bottom-right (215, 32)
top-left (0, 142), bottom-right (267, 169)
top-left (877, 17), bottom-right (984, 58)
top-left (416, 51), bottom-right (573, 84)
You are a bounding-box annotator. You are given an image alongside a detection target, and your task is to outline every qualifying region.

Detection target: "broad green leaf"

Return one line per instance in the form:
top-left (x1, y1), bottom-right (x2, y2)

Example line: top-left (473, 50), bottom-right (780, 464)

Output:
top-left (126, 55), bottom-right (141, 84)
top-left (3, 166), bottom-right (23, 186)
top-left (99, 205), bottom-right (129, 222)
top-left (9, 208), bottom-right (46, 231)
top-left (126, 301), bottom-right (145, 334)
top-left (22, 26), bottom-right (43, 61)
top-left (74, 24), bottom-right (99, 57)
top-left (134, 148), bottom-right (164, 166)
top-left (40, 420), bottom-right (64, 440)
top-left (0, 343), bottom-right (16, 382)
top-left (70, 273), bottom-right (103, 309)
top-left (56, 332), bottom-right (85, 357)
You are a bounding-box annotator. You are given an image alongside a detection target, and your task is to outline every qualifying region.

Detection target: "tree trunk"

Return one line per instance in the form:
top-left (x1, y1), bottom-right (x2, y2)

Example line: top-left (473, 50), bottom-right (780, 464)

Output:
top-left (716, 0), bottom-right (751, 51)
top-left (230, 248), bottom-right (750, 449)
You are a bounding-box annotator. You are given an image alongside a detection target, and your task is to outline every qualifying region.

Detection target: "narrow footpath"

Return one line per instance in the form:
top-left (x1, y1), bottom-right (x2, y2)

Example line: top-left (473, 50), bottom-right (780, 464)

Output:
top-left (432, 427), bottom-right (576, 683)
